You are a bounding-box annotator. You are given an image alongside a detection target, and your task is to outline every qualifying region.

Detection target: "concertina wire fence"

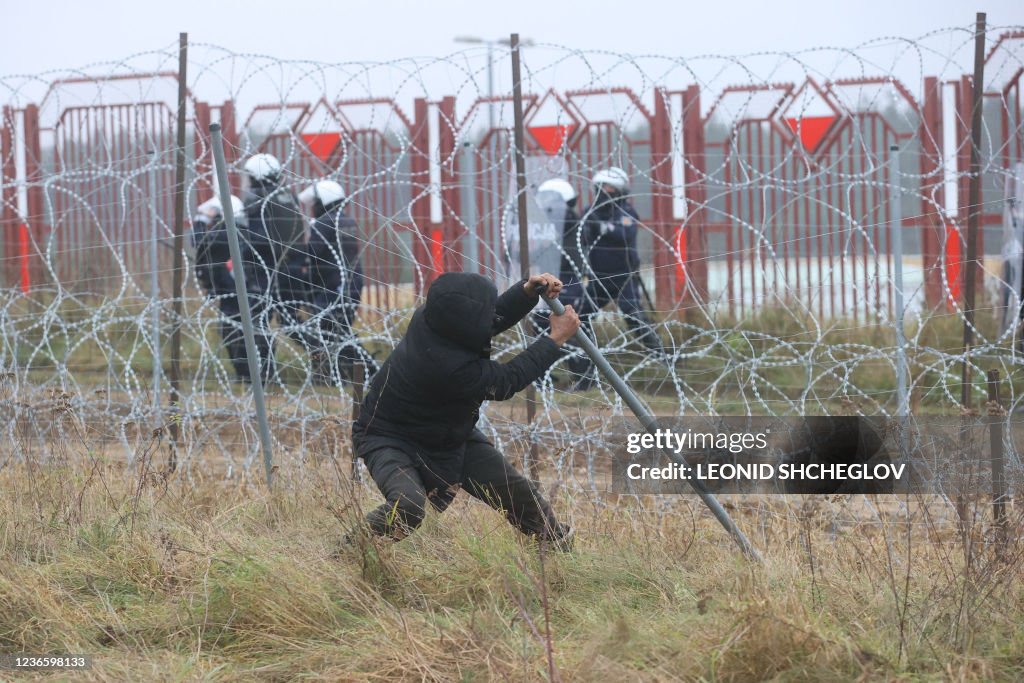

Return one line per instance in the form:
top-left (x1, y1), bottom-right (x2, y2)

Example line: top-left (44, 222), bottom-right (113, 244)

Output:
top-left (1, 24), bottom-right (1024, 529)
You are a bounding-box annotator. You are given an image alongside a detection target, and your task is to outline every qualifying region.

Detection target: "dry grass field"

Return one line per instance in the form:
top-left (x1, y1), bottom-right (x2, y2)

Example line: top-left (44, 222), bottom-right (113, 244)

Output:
top-left (2, 297), bottom-right (1023, 680)
top-left (1, 445), bottom-right (1022, 682)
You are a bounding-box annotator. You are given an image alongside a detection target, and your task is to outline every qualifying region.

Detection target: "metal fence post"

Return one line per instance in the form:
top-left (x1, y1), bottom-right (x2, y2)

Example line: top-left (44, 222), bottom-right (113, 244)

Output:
top-left (510, 33), bottom-right (540, 482)
top-left (210, 122), bottom-right (276, 488)
top-left (23, 104), bottom-right (43, 291)
top-left (920, 77), bottom-right (944, 309)
top-left (410, 98), bottom-right (433, 295)
top-left (650, 88), bottom-right (674, 311)
top-left (351, 362), bottom-right (364, 483)
top-left (890, 145), bottom-right (911, 465)
top-left (461, 141), bottom-right (480, 275)
top-left (960, 12), bottom-right (987, 409)
top-left (167, 32), bottom-right (188, 472)
top-left (439, 96), bottom-right (461, 272)
top-left (1, 106), bottom-right (17, 289)
top-left (890, 145), bottom-right (908, 417)
top-left (987, 369), bottom-right (1008, 547)
top-left (681, 85), bottom-right (708, 310)
top-left (148, 150), bottom-right (162, 425)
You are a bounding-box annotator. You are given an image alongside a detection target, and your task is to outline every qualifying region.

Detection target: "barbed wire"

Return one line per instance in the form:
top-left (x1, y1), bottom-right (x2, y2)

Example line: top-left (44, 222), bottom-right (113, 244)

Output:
top-left (1, 26), bottom-right (1023, 527)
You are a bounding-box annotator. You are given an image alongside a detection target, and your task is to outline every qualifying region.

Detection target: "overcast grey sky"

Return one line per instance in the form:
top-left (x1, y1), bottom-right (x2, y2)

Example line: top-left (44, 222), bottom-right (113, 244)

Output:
top-left (2, 0), bottom-right (1020, 75)
top-left (1, 0), bottom-right (1021, 138)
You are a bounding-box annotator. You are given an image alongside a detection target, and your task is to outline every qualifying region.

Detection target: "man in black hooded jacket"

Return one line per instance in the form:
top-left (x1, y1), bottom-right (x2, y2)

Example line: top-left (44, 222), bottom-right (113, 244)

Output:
top-left (351, 271), bottom-right (580, 546)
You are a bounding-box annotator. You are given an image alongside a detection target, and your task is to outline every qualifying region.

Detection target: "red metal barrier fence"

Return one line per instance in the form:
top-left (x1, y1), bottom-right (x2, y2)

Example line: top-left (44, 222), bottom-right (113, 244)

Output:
top-left (2, 37), bottom-right (1022, 321)
top-left (1, 106), bottom-right (19, 290)
top-left (702, 77), bottom-right (923, 321)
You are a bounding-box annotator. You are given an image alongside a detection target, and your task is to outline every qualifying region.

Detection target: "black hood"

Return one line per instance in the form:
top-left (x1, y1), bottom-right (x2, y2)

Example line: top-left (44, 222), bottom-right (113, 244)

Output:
top-left (423, 272), bottom-right (497, 351)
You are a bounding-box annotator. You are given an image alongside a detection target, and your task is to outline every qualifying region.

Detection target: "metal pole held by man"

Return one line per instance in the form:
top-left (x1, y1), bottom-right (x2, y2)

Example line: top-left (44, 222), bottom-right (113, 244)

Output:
top-left (209, 122), bottom-right (276, 488)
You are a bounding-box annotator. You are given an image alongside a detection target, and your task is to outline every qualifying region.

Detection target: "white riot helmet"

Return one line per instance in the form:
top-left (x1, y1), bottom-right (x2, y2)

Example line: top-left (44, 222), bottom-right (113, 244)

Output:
top-left (196, 194), bottom-right (247, 226)
top-left (537, 178), bottom-right (577, 204)
top-left (591, 166), bottom-right (630, 194)
top-left (243, 153), bottom-right (282, 183)
top-left (298, 180), bottom-right (346, 209)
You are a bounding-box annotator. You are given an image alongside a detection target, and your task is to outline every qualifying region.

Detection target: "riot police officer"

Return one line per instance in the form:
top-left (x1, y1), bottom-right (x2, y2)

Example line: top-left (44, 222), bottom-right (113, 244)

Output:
top-left (298, 180), bottom-right (376, 385)
top-left (574, 167), bottom-right (666, 388)
top-left (191, 194), bottom-right (250, 380)
top-left (241, 153), bottom-right (308, 383)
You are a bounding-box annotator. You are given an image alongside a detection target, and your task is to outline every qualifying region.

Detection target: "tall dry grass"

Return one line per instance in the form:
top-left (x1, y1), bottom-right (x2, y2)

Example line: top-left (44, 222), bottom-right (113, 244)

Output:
top-left (1, 439), bottom-right (1023, 682)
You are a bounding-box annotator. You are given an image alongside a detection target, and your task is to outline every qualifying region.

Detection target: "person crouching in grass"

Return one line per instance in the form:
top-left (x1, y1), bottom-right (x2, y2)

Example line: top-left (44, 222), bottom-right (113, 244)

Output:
top-left (350, 272), bottom-right (580, 549)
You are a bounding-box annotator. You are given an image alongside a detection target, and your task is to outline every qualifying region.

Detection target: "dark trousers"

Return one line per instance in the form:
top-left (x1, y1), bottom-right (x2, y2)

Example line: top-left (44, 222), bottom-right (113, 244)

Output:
top-left (579, 274), bottom-right (662, 347)
top-left (244, 243), bottom-right (310, 381)
top-left (196, 246), bottom-right (251, 380)
top-left (575, 274), bottom-right (665, 372)
top-left (362, 435), bottom-right (561, 539)
top-left (306, 268), bottom-right (376, 384)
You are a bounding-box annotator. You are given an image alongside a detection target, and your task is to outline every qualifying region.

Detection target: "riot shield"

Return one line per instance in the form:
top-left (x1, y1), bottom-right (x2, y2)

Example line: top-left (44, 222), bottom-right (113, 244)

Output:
top-left (1000, 162), bottom-right (1024, 332)
top-left (502, 187), bottom-right (565, 284)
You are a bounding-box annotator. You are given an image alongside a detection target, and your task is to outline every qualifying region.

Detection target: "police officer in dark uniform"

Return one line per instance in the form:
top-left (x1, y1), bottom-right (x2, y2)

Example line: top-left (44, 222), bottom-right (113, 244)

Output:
top-left (298, 180), bottom-right (376, 385)
top-left (191, 194), bottom-right (251, 381)
top-left (574, 166), bottom-right (665, 389)
top-left (241, 153), bottom-right (308, 383)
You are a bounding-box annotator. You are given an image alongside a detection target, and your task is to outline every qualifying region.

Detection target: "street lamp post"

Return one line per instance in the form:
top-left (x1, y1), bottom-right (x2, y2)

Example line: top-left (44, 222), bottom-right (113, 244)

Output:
top-left (486, 41), bottom-right (494, 130)
top-left (454, 35), bottom-right (534, 133)
top-left (452, 36), bottom-right (535, 277)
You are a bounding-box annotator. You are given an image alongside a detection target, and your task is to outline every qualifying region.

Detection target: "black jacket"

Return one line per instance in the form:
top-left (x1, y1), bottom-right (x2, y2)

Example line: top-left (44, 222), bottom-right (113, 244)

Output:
top-left (308, 204), bottom-right (363, 301)
top-left (243, 181), bottom-right (304, 254)
top-left (582, 194), bottom-right (641, 278)
top-left (191, 213), bottom-right (231, 261)
top-left (559, 205), bottom-right (584, 283)
top-left (353, 273), bottom-right (561, 456)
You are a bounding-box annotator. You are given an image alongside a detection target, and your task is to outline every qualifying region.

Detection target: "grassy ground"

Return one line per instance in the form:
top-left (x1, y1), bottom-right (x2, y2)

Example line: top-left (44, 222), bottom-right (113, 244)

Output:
top-left (2, 453), bottom-right (1022, 682)
top-left (4, 291), bottom-right (1024, 680)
